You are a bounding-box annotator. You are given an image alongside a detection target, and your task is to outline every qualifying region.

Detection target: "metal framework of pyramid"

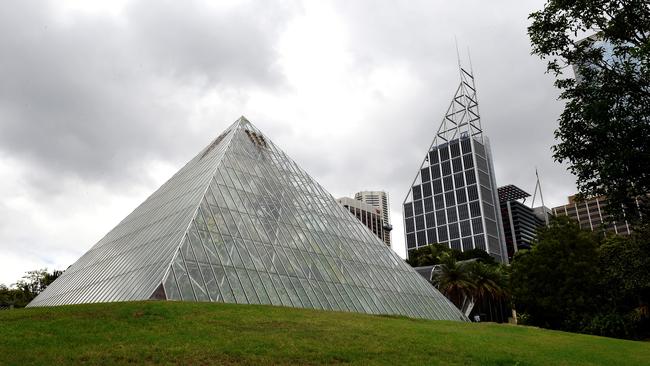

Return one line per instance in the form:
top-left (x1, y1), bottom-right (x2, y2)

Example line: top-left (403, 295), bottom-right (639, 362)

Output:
top-left (29, 117), bottom-right (466, 321)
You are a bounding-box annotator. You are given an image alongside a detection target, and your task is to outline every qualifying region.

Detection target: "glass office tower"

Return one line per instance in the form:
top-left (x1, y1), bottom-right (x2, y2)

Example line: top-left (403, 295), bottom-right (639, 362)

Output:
top-left (403, 67), bottom-right (508, 263)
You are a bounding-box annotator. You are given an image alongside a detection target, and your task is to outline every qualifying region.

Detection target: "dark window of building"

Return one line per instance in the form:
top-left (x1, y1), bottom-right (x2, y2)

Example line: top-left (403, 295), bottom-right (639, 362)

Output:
top-left (460, 220), bottom-right (471, 237)
top-left (407, 233), bottom-right (416, 248)
top-left (450, 141), bottom-right (461, 157)
top-left (421, 167), bottom-right (431, 182)
top-left (434, 194), bottom-right (444, 209)
top-left (412, 185), bottom-right (422, 200)
top-left (461, 137), bottom-right (471, 153)
top-left (451, 239), bottom-right (461, 250)
top-left (439, 147), bottom-right (450, 161)
top-left (422, 182), bottom-right (432, 198)
top-left (474, 235), bottom-right (486, 250)
top-left (417, 230), bottom-right (427, 246)
top-left (427, 228), bottom-right (437, 244)
top-left (454, 172), bottom-right (465, 188)
top-left (476, 155), bottom-right (488, 172)
top-left (452, 157), bottom-right (463, 172)
top-left (456, 188), bottom-right (467, 204)
top-left (458, 204), bottom-right (469, 220)
top-left (429, 150), bottom-right (439, 164)
top-left (449, 224), bottom-right (460, 239)
top-left (447, 207), bottom-right (458, 223)
top-left (424, 196), bottom-right (434, 212)
top-left (405, 218), bottom-right (415, 233)
top-left (444, 176), bottom-right (454, 191)
top-left (415, 215), bottom-right (425, 231)
top-left (467, 184), bottom-right (479, 201)
top-left (445, 191), bottom-right (456, 206)
top-left (425, 212), bottom-right (435, 227)
top-left (431, 164), bottom-right (441, 179)
top-left (442, 161), bottom-right (452, 176)
top-left (404, 203), bottom-right (413, 218)
top-left (478, 170), bottom-right (490, 187)
top-left (436, 209), bottom-right (446, 225)
top-left (483, 203), bottom-right (496, 220)
top-left (462, 237), bottom-right (473, 251)
top-left (432, 179), bottom-right (443, 194)
top-left (413, 200), bottom-right (423, 215)
top-left (472, 218), bottom-right (483, 234)
top-left (481, 186), bottom-right (493, 204)
top-left (463, 154), bottom-right (474, 169)
top-left (438, 226), bottom-right (448, 242)
top-left (485, 219), bottom-right (498, 236)
top-left (470, 201), bottom-right (481, 217)
top-left (465, 170), bottom-right (477, 185)
top-left (474, 141), bottom-right (486, 157)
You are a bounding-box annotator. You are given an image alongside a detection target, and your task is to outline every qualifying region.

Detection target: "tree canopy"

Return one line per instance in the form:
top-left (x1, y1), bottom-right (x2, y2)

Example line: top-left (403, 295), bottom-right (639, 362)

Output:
top-left (511, 216), bottom-right (650, 339)
top-left (528, 0), bottom-right (650, 224)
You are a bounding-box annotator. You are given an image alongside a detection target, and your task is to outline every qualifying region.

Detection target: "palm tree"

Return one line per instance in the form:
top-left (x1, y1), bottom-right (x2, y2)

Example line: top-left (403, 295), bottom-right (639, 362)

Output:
top-left (431, 253), bottom-right (475, 308)
top-left (468, 262), bottom-right (508, 304)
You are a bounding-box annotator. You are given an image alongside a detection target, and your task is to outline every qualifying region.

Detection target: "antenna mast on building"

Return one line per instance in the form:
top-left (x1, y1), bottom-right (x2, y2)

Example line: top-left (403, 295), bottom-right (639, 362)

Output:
top-left (531, 168), bottom-right (549, 226)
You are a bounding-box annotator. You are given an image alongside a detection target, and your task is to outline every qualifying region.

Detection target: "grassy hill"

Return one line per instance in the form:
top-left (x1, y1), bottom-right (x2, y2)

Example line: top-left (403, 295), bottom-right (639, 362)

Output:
top-left (0, 301), bottom-right (649, 365)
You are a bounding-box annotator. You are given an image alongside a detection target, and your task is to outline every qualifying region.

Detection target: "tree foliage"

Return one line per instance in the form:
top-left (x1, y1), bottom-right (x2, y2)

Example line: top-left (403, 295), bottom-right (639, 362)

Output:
top-left (511, 216), bottom-right (650, 339)
top-left (0, 269), bottom-right (62, 307)
top-left (528, 0), bottom-right (650, 223)
top-left (406, 243), bottom-right (496, 267)
top-left (511, 217), bottom-right (601, 330)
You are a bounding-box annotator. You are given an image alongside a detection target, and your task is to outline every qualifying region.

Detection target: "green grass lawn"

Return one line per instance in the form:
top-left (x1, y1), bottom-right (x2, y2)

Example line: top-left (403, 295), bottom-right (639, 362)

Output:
top-left (0, 301), bottom-right (648, 365)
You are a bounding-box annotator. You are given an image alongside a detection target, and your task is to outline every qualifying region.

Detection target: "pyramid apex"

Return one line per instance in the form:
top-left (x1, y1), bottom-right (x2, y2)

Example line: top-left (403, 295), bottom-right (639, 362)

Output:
top-left (236, 116), bottom-right (250, 124)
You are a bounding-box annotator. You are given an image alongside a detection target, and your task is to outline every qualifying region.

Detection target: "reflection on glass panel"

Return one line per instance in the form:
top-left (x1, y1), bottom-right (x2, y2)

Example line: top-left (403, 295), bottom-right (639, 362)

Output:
top-left (225, 266), bottom-right (247, 303)
top-left (163, 272), bottom-right (181, 300)
top-left (172, 254), bottom-right (195, 301)
top-left (213, 266), bottom-right (235, 303)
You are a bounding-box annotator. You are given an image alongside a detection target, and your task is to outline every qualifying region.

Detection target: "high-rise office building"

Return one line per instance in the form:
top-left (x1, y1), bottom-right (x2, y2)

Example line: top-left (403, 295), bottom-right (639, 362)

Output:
top-left (337, 197), bottom-right (388, 247)
top-left (402, 67), bottom-right (508, 263)
top-left (497, 185), bottom-right (545, 261)
top-left (551, 195), bottom-right (632, 236)
top-left (354, 191), bottom-right (392, 246)
top-left (28, 117), bottom-right (465, 321)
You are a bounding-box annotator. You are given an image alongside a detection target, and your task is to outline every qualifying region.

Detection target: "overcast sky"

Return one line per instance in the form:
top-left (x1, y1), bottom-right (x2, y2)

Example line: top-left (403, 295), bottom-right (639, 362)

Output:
top-left (0, 0), bottom-right (576, 285)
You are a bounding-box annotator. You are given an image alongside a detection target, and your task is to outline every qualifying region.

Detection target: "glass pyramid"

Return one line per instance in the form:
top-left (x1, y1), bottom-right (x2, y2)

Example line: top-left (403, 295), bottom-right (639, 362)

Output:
top-left (29, 117), bottom-right (466, 321)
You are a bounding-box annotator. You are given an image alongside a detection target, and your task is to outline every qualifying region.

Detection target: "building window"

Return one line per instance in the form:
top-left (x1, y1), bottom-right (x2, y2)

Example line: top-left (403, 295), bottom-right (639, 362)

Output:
top-left (445, 191), bottom-right (456, 206)
top-left (432, 179), bottom-right (443, 194)
top-left (404, 202), bottom-right (414, 218)
top-left (463, 154), bottom-right (474, 169)
top-left (442, 161), bottom-right (452, 176)
top-left (454, 172), bottom-right (465, 188)
top-left (422, 182), bottom-right (432, 198)
top-left (447, 207), bottom-right (458, 223)
top-left (421, 167), bottom-right (431, 183)
top-left (452, 157), bottom-right (463, 172)
top-left (413, 200), bottom-right (423, 215)
top-left (444, 176), bottom-right (454, 191)
top-left (436, 209), bottom-right (447, 225)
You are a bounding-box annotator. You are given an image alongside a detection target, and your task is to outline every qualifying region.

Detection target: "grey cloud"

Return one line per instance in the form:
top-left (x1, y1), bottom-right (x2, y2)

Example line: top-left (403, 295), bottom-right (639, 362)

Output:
top-left (0, 0), bottom-right (295, 193)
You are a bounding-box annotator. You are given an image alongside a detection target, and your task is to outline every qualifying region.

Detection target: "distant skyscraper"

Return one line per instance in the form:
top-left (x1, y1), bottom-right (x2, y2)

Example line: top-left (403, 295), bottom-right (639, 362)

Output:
top-left (552, 195), bottom-right (632, 236)
top-left (497, 185), bottom-right (545, 261)
top-left (402, 66), bottom-right (508, 263)
top-left (354, 191), bottom-right (392, 246)
top-left (337, 197), bottom-right (388, 247)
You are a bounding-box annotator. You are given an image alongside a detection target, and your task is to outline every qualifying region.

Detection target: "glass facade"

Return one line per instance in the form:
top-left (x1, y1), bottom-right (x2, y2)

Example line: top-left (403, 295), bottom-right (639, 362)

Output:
top-left (402, 67), bottom-right (508, 263)
top-left (29, 117), bottom-right (465, 321)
